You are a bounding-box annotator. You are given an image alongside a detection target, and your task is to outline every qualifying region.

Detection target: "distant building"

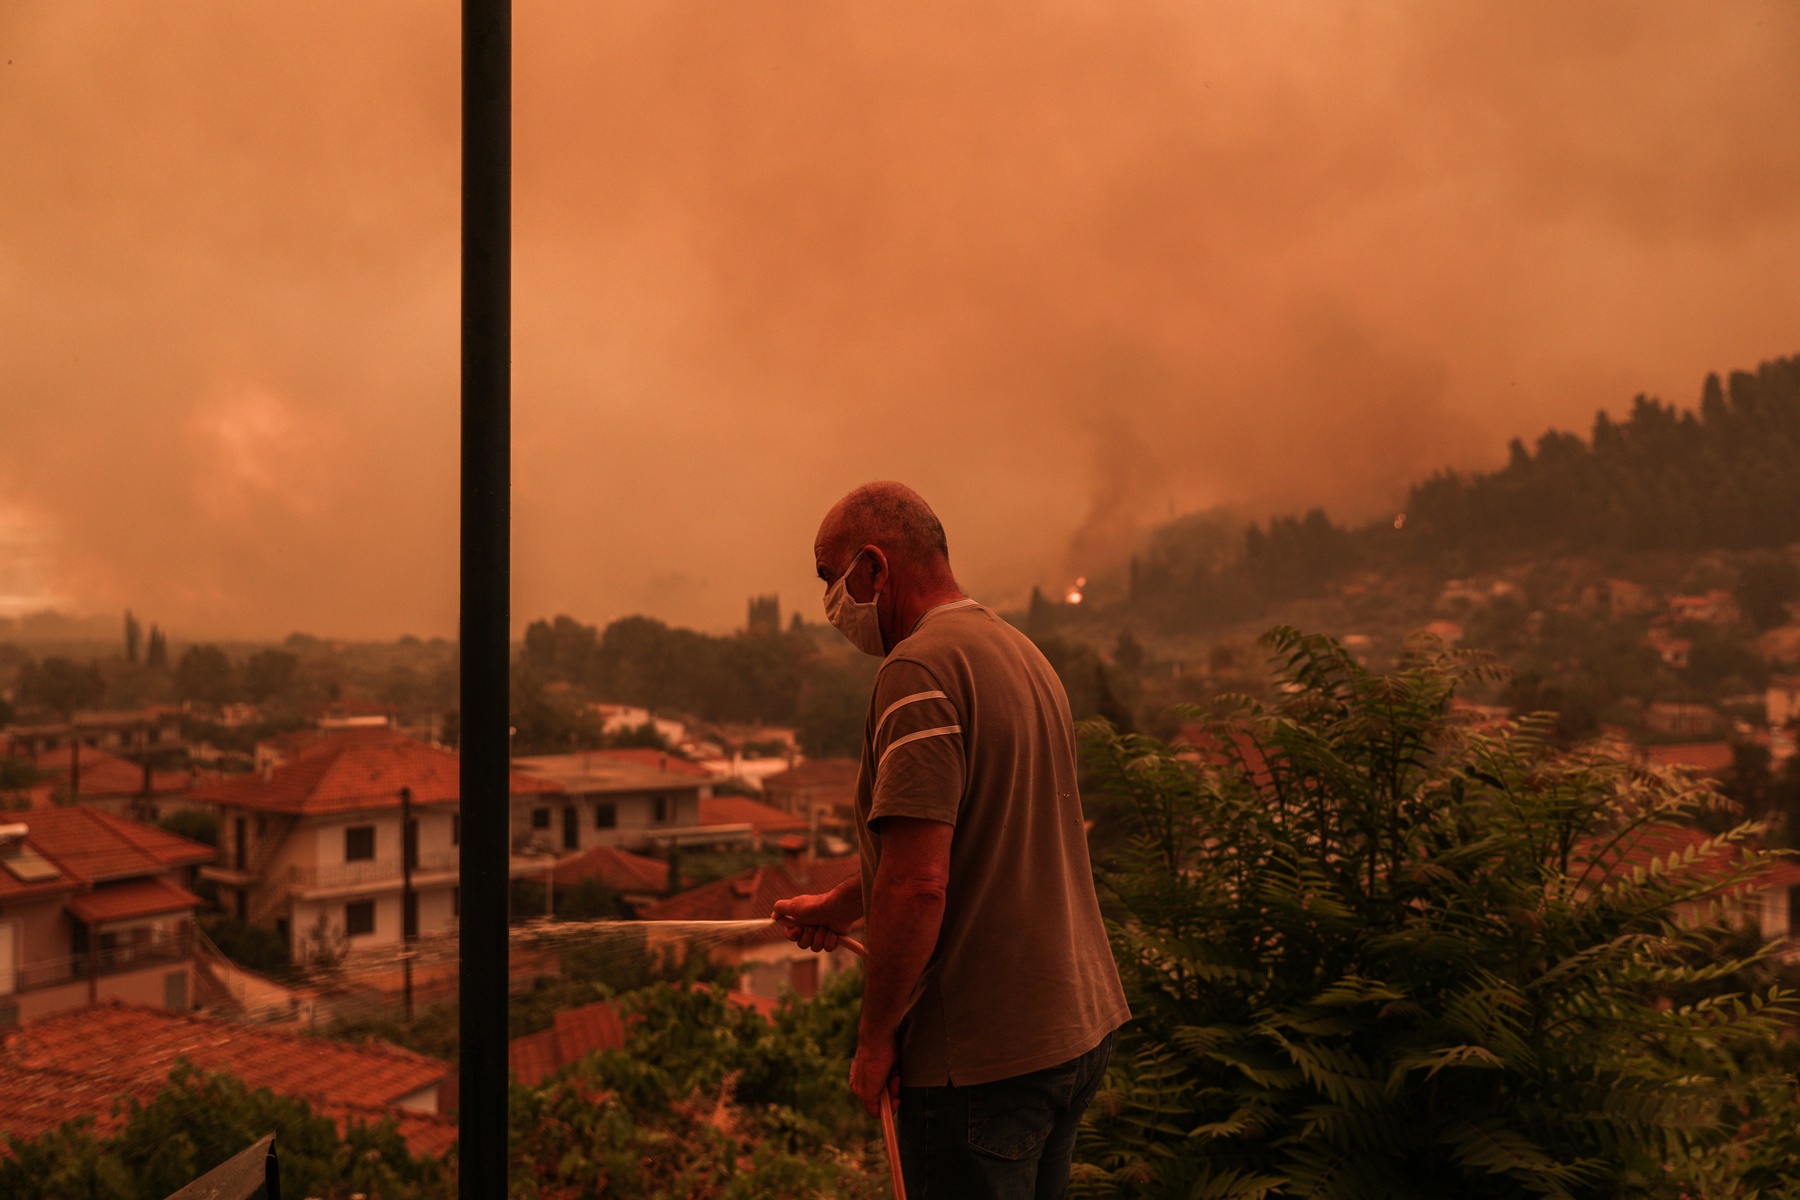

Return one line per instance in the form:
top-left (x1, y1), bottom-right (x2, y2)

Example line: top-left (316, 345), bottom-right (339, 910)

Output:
top-left (5, 741), bottom-right (199, 818)
top-left (1760, 625), bottom-right (1800, 668)
top-left (1668, 590), bottom-right (1741, 627)
top-left (763, 758), bottom-right (859, 824)
top-left (697, 794), bottom-right (810, 847)
top-left (747, 594), bottom-right (781, 636)
top-left (1581, 578), bottom-right (1651, 619)
top-left (2, 707), bottom-right (184, 766)
top-left (588, 703), bottom-right (687, 747)
top-left (1644, 702), bottom-right (1722, 740)
top-left (0, 1000), bottom-right (455, 1159)
top-left (1417, 620), bottom-right (1464, 646)
top-left (1646, 628), bottom-right (1693, 670)
top-left (307, 698), bottom-right (397, 731)
top-left (547, 844), bottom-right (671, 912)
top-left (0, 808), bottom-right (213, 1025)
top-left (512, 750), bottom-right (713, 855)
top-left (1770, 675), bottom-right (1800, 731)
top-left (195, 729), bottom-right (562, 964)
top-left (510, 997), bottom-right (626, 1086)
top-left (1635, 741), bottom-right (1736, 778)
top-left (640, 839), bottom-right (861, 1002)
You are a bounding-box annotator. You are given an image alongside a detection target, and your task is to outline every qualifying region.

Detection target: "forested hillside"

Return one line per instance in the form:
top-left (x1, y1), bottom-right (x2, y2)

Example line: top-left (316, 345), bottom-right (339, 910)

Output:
top-left (1120, 353), bottom-right (1800, 625)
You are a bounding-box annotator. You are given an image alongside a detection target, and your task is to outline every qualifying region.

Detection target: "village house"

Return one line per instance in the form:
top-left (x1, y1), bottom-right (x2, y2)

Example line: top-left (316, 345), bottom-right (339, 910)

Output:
top-left (640, 838), bottom-right (861, 1002)
top-left (0, 1000), bottom-right (456, 1160)
top-left (511, 749), bottom-right (715, 855)
top-left (1643, 701), bottom-right (1722, 740)
top-left (763, 758), bottom-right (859, 825)
top-left (1770, 674), bottom-right (1800, 731)
top-left (1, 708), bottom-right (185, 763)
top-left (0, 807), bottom-right (213, 1025)
top-left (545, 843), bottom-right (671, 913)
top-left (194, 728), bottom-right (561, 964)
top-left (1646, 627), bottom-right (1693, 670)
top-left (1668, 589), bottom-right (1742, 627)
top-left (1581, 578), bottom-right (1652, 619)
top-left (1760, 623), bottom-right (1800, 666)
top-left (2, 740), bottom-right (200, 819)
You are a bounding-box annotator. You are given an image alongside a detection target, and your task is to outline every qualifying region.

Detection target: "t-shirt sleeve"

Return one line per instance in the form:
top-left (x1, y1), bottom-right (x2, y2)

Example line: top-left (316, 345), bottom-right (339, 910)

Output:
top-left (867, 657), bottom-right (965, 828)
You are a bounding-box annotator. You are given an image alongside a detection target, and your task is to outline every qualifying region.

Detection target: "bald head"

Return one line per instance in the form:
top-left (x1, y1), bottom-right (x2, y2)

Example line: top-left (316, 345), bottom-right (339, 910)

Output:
top-left (813, 482), bottom-right (964, 651)
top-left (818, 480), bottom-right (950, 569)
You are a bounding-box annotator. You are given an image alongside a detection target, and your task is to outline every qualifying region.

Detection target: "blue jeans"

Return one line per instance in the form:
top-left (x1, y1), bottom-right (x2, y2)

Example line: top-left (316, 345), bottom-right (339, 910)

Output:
top-left (895, 1032), bottom-right (1113, 1200)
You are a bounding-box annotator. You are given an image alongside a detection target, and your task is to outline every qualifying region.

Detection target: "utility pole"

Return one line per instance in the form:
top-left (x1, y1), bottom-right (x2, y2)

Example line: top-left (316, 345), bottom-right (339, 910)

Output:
top-left (401, 785), bottom-right (416, 1022)
top-left (460, 0), bottom-right (511, 1191)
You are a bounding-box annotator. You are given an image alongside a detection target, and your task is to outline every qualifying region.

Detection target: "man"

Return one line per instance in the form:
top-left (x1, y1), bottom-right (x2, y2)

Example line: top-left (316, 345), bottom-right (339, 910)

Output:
top-left (773, 481), bottom-right (1129, 1200)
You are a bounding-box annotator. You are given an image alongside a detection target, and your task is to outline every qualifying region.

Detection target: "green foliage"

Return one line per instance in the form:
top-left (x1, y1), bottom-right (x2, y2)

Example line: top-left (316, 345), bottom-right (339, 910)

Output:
top-left (173, 644), bottom-right (235, 707)
top-left (0, 1063), bottom-right (445, 1200)
top-left (1076, 628), bottom-right (1795, 1199)
top-left (1737, 554), bottom-right (1800, 631)
top-left (516, 612), bottom-right (878, 757)
top-left (14, 656), bottom-right (105, 716)
top-left (1402, 358), bottom-right (1800, 562)
top-left (240, 648), bottom-right (301, 703)
top-left (158, 806), bottom-right (218, 847)
top-left (508, 974), bottom-right (884, 1198)
top-left (199, 913), bottom-right (294, 981)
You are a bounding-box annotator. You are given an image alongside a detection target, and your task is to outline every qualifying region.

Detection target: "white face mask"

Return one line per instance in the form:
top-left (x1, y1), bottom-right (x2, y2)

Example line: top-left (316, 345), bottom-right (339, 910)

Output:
top-left (823, 550), bottom-right (886, 657)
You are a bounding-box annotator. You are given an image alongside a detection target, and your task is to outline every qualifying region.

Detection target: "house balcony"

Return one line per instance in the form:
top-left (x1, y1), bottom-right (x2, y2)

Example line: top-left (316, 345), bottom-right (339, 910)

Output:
top-left (10, 927), bottom-right (192, 994)
top-left (285, 851), bottom-right (461, 900)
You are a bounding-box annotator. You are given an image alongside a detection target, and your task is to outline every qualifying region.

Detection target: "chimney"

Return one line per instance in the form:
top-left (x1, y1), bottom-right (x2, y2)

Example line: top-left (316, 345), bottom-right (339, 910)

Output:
top-left (778, 834), bottom-right (808, 884)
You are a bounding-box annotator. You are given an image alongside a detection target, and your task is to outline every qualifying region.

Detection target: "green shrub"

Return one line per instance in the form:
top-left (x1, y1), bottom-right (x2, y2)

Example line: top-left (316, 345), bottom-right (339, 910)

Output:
top-left (1075, 627), bottom-right (1794, 1199)
top-left (0, 1062), bottom-right (445, 1200)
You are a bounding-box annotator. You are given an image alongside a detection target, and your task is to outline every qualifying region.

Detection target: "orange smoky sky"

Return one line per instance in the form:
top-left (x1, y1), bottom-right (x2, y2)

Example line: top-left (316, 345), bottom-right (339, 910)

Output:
top-left (2, 2), bottom-right (1798, 639)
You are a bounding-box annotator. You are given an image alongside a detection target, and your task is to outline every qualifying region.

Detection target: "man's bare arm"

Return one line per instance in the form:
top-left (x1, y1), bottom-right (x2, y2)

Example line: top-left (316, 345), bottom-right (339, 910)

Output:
top-left (859, 815), bottom-right (953, 1052)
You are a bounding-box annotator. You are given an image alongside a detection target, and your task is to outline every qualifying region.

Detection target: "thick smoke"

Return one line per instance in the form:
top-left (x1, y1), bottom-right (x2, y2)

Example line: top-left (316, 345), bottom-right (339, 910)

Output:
top-left (2, 2), bottom-right (1797, 636)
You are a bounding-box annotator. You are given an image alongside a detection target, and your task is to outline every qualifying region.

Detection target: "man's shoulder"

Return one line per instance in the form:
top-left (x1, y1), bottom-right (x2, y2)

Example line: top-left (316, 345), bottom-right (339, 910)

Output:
top-left (882, 604), bottom-right (1041, 684)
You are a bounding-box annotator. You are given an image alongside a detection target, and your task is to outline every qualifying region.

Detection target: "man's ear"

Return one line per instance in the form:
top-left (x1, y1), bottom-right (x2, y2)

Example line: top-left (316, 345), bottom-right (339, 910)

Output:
top-left (862, 545), bottom-right (889, 589)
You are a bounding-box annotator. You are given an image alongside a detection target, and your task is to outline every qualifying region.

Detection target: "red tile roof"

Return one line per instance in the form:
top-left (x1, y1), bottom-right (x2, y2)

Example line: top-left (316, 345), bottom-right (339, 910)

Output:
top-left (549, 845), bottom-right (669, 894)
top-left (32, 743), bottom-right (194, 799)
top-left (698, 795), bottom-right (810, 836)
top-left (640, 854), bottom-right (862, 934)
top-left (1639, 741), bottom-right (1736, 775)
top-left (191, 729), bottom-right (559, 815)
top-left (67, 877), bottom-right (203, 924)
top-left (0, 807), bottom-right (213, 899)
top-left (763, 758), bottom-right (860, 790)
top-left (0, 1002), bottom-right (455, 1158)
top-left (509, 999), bottom-right (626, 1086)
top-left (590, 748), bottom-right (714, 778)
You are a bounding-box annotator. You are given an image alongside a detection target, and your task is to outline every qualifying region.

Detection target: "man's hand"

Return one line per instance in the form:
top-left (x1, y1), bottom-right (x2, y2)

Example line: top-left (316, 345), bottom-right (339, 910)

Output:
top-left (772, 887), bottom-right (856, 953)
top-left (850, 1034), bottom-right (901, 1118)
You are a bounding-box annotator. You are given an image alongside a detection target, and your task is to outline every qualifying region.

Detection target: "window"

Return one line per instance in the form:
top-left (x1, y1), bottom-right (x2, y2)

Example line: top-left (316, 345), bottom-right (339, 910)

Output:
top-left (404, 892), bottom-right (419, 939)
top-left (345, 826), bottom-right (375, 862)
top-left (345, 900), bottom-right (375, 936)
top-left (654, 796), bottom-right (669, 823)
top-left (146, 727), bottom-right (161, 745)
top-left (530, 807), bottom-right (550, 830)
top-left (452, 813), bottom-right (461, 845)
top-left (594, 803), bottom-right (616, 829)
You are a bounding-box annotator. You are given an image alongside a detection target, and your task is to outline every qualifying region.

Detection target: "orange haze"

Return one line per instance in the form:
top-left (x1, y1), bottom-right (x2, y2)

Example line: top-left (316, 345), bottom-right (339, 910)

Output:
top-left (2, 2), bottom-right (1798, 637)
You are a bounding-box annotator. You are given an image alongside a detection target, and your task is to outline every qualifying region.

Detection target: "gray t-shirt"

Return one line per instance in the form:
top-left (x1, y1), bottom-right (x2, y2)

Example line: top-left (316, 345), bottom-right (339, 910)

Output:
top-left (856, 599), bottom-right (1130, 1086)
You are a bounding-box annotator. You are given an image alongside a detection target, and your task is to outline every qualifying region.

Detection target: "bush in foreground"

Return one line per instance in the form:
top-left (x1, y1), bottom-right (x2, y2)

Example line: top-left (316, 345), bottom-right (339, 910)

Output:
top-left (1076, 628), bottom-right (1796, 1199)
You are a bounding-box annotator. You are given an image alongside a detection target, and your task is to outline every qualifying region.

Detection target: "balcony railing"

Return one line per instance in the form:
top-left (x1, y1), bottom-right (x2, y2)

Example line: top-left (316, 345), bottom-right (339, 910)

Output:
top-left (286, 850), bottom-right (460, 892)
top-left (9, 927), bottom-right (192, 993)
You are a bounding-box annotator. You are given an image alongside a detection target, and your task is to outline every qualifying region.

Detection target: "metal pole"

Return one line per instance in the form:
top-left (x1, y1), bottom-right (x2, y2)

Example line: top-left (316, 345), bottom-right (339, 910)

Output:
top-left (401, 785), bottom-right (415, 1022)
top-left (460, 0), bottom-right (510, 1193)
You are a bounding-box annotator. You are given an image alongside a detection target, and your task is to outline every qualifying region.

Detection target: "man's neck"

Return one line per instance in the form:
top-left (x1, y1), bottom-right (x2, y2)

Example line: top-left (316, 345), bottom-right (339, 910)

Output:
top-left (893, 582), bottom-right (969, 645)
